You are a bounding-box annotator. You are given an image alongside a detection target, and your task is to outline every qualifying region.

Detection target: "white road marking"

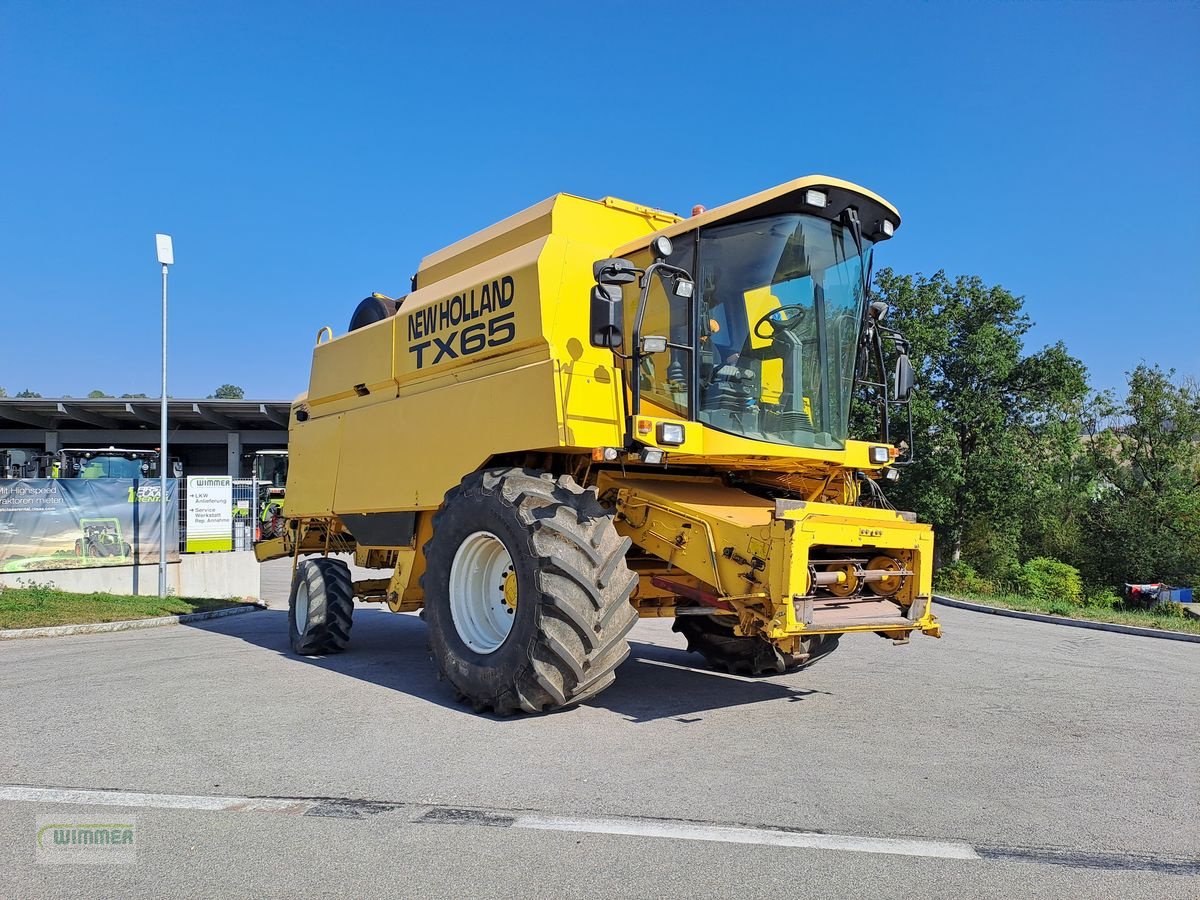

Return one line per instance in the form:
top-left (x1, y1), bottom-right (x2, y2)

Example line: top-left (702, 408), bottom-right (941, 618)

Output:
top-left (0, 785), bottom-right (980, 861)
top-left (515, 814), bottom-right (981, 860)
top-left (0, 786), bottom-right (310, 814)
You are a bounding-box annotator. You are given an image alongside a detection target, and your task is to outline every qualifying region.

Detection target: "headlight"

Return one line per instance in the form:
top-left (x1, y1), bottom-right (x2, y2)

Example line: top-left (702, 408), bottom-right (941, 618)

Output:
top-left (657, 423), bottom-right (685, 445)
top-left (640, 335), bottom-right (667, 354)
top-left (802, 189), bottom-right (828, 208)
top-left (869, 445), bottom-right (890, 465)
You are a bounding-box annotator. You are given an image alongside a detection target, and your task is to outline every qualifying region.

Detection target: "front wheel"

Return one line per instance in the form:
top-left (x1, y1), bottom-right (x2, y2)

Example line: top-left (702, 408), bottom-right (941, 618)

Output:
top-left (422, 468), bottom-right (638, 715)
top-left (673, 613), bottom-right (839, 676)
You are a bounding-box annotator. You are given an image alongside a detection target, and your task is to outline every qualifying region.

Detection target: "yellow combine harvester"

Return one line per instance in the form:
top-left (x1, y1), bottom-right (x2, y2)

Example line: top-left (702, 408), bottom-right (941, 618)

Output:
top-left (258, 174), bottom-right (940, 714)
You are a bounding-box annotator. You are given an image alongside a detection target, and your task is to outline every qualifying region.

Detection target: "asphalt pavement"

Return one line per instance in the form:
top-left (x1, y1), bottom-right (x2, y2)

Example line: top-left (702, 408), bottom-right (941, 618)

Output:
top-left (0, 560), bottom-right (1196, 898)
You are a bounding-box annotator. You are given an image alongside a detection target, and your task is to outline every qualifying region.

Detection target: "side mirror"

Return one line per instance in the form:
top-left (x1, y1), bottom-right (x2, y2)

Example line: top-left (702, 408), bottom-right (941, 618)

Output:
top-left (593, 258), bottom-right (638, 285)
top-left (893, 353), bottom-right (915, 402)
top-left (590, 283), bottom-right (624, 348)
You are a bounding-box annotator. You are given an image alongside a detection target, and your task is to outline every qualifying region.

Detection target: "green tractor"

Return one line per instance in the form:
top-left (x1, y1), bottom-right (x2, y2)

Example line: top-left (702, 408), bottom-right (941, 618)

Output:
top-left (53, 448), bottom-right (176, 479)
top-left (252, 450), bottom-right (288, 539)
top-left (73, 518), bottom-right (133, 561)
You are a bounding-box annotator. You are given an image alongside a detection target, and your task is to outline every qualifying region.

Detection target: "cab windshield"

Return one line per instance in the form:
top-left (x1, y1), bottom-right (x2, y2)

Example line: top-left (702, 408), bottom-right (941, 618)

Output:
top-left (72, 455), bottom-right (152, 478)
top-left (255, 453), bottom-right (289, 486)
top-left (697, 214), bottom-right (870, 449)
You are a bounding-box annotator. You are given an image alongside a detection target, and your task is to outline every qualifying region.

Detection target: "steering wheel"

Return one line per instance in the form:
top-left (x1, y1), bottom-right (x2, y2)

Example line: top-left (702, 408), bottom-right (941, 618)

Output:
top-left (752, 304), bottom-right (808, 340)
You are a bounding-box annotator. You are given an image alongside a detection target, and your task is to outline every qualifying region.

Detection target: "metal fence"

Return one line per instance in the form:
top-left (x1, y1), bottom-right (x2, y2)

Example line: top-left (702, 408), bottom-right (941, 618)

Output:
top-left (233, 480), bottom-right (256, 551)
top-left (178, 478), bottom-right (259, 552)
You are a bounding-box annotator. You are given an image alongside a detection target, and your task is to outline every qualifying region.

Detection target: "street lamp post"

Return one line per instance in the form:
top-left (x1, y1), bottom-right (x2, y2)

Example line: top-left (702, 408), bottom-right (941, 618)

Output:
top-left (155, 234), bottom-right (174, 598)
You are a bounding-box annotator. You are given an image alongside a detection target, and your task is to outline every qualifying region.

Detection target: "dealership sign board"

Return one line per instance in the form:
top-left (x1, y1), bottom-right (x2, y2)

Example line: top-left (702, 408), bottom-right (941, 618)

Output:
top-left (0, 479), bottom-right (179, 572)
top-left (185, 476), bottom-right (232, 553)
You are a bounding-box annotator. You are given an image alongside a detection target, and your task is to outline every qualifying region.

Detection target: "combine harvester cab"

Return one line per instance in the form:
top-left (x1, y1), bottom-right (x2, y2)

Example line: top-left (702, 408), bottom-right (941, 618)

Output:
top-left (258, 174), bottom-right (939, 713)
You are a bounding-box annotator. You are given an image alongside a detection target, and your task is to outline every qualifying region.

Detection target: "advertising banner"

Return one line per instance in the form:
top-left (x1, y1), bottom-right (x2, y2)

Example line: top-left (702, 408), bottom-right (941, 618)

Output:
top-left (0, 479), bottom-right (179, 573)
top-left (185, 476), bottom-right (233, 552)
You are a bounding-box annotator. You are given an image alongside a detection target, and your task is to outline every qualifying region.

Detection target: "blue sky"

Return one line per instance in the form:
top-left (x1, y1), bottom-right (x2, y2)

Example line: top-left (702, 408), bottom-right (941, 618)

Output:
top-left (1, 1), bottom-right (1196, 399)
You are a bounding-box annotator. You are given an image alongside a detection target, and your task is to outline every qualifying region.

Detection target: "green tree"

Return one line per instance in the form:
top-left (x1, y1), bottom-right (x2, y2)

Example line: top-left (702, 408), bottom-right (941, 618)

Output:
top-left (872, 269), bottom-right (1089, 575)
top-left (120, 393), bottom-right (149, 398)
top-left (13, 389), bottom-right (41, 398)
top-left (0, 387), bottom-right (6, 397)
top-left (1010, 346), bottom-right (1096, 568)
top-left (1085, 366), bottom-right (1200, 586)
top-left (87, 390), bottom-right (111, 398)
top-left (208, 384), bottom-right (245, 400)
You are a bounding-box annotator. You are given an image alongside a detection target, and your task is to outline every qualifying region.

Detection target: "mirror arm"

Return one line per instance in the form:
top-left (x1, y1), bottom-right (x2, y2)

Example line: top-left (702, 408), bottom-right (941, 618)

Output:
top-left (628, 277), bottom-right (655, 441)
top-left (629, 261), bottom-right (698, 437)
top-left (873, 325), bottom-right (891, 443)
top-left (891, 398), bottom-right (917, 466)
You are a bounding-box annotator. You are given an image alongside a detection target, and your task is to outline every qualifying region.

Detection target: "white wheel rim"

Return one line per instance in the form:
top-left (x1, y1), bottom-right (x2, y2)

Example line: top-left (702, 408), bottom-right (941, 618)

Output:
top-left (449, 530), bottom-right (517, 654)
top-left (295, 579), bottom-right (310, 633)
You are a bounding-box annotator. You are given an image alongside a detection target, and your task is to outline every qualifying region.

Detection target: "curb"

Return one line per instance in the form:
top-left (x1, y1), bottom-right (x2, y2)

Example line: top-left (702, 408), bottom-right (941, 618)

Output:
top-left (0, 602), bottom-right (265, 641)
top-left (932, 595), bottom-right (1200, 644)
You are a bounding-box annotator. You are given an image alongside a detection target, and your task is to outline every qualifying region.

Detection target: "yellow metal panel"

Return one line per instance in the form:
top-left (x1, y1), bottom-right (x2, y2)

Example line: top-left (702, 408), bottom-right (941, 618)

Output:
top-left (600, 472), bottom-right (778, 599)
top-left (629, 413), bottom-right (892, 470)
top-left (417, 193), bottom-right (678, 290)
top-left (283, 412), bottom-right (344, 517)
top-left (397, 239), bottom-right (547, 380)
top-left (555, 355), bottom-right (623, 449)
top-left (607, 474), bottom-right (774, 528)
top-left (386, 548), bottom-right (417, 610)
top-left (596, 196), bottom-right (679, 224)
top-left (418, 199), bottom-right (556, 289)
top-left (550, 194), bottom-right (680, 262)
top-left (332, 358), bottom-right (561, 512)
top-left (545, 233), bottom-right (625, 449)
top-left (307, 318), bottom-right (396, 409)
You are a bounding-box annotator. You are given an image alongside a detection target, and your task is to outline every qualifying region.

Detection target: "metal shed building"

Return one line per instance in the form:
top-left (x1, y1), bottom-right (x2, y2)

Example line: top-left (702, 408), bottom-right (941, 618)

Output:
top-left (0, 397), bottom-right (290, 477)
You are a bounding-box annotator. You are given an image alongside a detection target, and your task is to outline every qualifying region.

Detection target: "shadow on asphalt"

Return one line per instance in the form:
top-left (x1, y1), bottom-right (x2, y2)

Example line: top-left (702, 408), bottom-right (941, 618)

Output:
top-left (188, 608), bottom-right (828, 723)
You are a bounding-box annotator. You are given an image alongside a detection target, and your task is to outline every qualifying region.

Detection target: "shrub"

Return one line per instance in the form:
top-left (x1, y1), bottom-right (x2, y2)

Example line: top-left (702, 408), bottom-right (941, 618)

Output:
top-left (1150, 600), bottom-right (1186, 619)
top-left (994, 559), bottom-right (1023, 595)
top-left (1084, 587), bottom-right (1123, 610)
top-left (1018, 557), bottom-right (1083, 606)
top-left (934, 561), bottom-right (996, 595)
top-left (969, 576), bottom-right (997, 595)
top-left (934, 561), bottom-right (975, 593)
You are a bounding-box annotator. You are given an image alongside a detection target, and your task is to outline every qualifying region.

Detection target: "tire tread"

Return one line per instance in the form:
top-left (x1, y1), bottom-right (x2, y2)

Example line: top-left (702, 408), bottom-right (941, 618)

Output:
top-left (423, 467), bottom-right (637, 715)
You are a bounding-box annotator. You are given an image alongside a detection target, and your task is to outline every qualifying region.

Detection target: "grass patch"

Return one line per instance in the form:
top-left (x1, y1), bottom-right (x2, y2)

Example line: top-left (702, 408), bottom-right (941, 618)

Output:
top-left (939, 589), bottom-right (1200, 636)
top-left (0, 584), bottom-right (256, 630)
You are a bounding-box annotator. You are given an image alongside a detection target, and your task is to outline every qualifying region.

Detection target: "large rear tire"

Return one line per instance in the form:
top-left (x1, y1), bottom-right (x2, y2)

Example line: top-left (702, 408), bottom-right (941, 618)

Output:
top-left (289, 558), bottom-right (354, 655)
top-left (422, 468), bottom-right (637, 715)
top-left (673, 613), bottom-right (839, 676)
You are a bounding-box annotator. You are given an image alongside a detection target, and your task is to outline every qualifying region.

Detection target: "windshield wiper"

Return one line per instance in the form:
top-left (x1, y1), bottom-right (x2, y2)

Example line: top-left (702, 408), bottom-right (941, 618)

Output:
top-left (841, 207), bottom-right (870, 302)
